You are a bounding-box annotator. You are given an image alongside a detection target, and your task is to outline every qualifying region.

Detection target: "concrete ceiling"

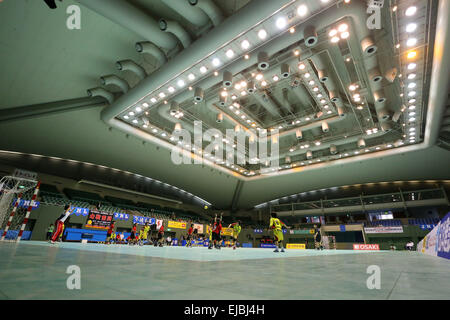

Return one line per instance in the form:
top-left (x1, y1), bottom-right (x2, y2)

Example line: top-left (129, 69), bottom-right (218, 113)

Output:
top-left (0, 0), bottom-right (449, 210)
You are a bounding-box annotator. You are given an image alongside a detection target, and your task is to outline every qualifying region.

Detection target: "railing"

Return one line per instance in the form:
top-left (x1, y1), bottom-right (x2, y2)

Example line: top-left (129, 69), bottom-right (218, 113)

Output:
top-left (272, 188), bottom-right (448, 215)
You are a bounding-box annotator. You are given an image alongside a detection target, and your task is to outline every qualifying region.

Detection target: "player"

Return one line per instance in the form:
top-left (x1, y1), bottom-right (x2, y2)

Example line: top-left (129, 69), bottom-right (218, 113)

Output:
top-left (228, 220), bottom-right (242, 250)
top-left (155, 224), bottom-right (164, 247)
top-left (313, 224), bottom-right (323, 250)
top-left (269, 212), bottom-right (287, 253)
top-left (50, 204), bottom-right (74, 244)
top-left (129, 223), bottom-right (137, 245)
top-left (186, 224), bottom-right (194, 247)
top-left (106, 221), bottom-right (115, 245)
top-left (209, 215), bottom-right (222, 250)
top-left (140, 222), bottom-right (150, 246)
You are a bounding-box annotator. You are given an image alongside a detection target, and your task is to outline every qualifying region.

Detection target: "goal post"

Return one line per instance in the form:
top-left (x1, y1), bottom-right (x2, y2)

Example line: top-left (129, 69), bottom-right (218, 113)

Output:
top-left (0, 175), bottom-right (39, 241)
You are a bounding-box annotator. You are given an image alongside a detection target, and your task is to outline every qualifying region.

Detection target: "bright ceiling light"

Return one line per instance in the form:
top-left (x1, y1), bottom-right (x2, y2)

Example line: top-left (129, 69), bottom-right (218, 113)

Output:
top-left (297, 4), bottom-right (308, 17)
top-left (240, 81), bottom-right (247, 87)
top-left (329, 29), bottom-right (338, 37)
top-left (188, 73), bottom-right (196, 81)
top-left (408, 82), bottom-right (416, 89)
top-left (158, 92), bottom-right (165, 98)
top-left (177, 79), bottom-right (185, 87)
top-left (124, 115), bottom-right (129, 119)
top-left (349, 84), bottom-right (357, 91)
top-left (132, 119), bottom-right (138, 124)
top-left (212, 58), bottom-right (221, 66)
top-left (150, 97), bottom-right (157, 103)
top-left (331, 36), bottom-right (340, 43)
top-left (289, 27), bottom-right (295, 34)
top-left (405, 6), bottom-right (417, 16)
top-left (168, 86), bottom-right (175, 93)
top-left (410, 128), bottom-right (416, 132)
top-left (406, 23), bottom-right (417, 33)
top-left (304, 73), bottom-right (310, 78)
top-left (409, 105), bottom-right (416, 110)
top-left (276, 17), bottom-right (287, 29)
top-left (234, 83), bottom-right (241, 90)
top-left (408, 91), bottom-right (416, 97)
top-left (273, 75), bottom-right (279, 81)
top-left (200, 66), bottom-right (207, 73)
top-left (241, 40), bottom-right (250, 49)
top-left (255, 73), bottom-right (263, 81)
top-left (258, 29), bottom-right (267, 40)
top-left (407, 63), bottom-right (417, 70)
top-left (407, 51), bottom-right (417, 59)
top-left (298, 63), bottom-right (306, 70)
top-left (261, 80), bottom-right (267, 87)
top-left (338, 23), bottom-right (348, 33)
top-left (407, 38), bottom-right (417, 47)
top-left (226, 49), bottom-right (234, 58)
top-left (408, 73), bottom-right (416, 79)
top-left (409, 112), bottom-right (416, 116)
top-left (340, 32), bottom-right (350, 39)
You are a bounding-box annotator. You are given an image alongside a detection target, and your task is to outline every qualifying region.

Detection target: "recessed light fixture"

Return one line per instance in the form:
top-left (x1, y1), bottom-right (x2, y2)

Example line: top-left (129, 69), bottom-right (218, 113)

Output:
top-left (276, 17), bottom-right (287, 29)
top-left (177, 79), bottom-right (185, 87)
top-left (407, 38), bottom-right (417, 47)
top-left (258, 29), bottom-right (267, 40)
top-left (241, 40), bottom-right (250, 49)
top-left (405, 6), bottom-right (417, 16)
top-left (406, 23), bottom-right (417, 33)
top-left (168, 86), bottom-right (175, 93)
top-left (407, 63), bottom-right (417, 70)
top-left (226, 49), bottom-right (234, 59)
top-left (297, 4), bottom-right (308, 17)
top-left (212, 58), bottom-right (221, 67)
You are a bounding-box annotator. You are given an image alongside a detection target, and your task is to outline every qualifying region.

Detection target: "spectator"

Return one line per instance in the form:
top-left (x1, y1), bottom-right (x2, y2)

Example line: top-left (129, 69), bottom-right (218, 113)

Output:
top-left (166, 236), bottom-right (172, 246)
top-left (406, 241), bottom-right (414, 251)
top-left (390, 244), bottom-right (396, 251)
top-left (46, 224), bottom-right (54, 240)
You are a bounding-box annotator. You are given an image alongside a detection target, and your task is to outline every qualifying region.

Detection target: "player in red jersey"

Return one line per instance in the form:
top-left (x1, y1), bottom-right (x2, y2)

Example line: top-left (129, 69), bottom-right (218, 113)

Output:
top-left (208, 214), bottom-right (223, 250)
top-left (186, 224), bottom-right (194, 247)
top-left (129, 223), bottom-right (137, 245)
top-left (155, 224), bottom-right (164, 247)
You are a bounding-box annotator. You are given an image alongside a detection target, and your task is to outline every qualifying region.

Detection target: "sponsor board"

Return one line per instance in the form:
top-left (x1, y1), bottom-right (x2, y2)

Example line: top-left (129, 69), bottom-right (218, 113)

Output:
top-left (437, 213), bottom-right (450, 259)
top-left (221, 227), bottom-right (233, 236)
top-left (168, 220), bottom-right (186, 229)
top-left (286, 243), bottom-right (306, 249)
top-left (353, 244), bottom-right (380, 250)
top-left (364, 226), bottom-right (404, 234)
top-left (193, 223), bottom-right (203, 234)
top-left (12, 169), bottom-right (38, 180)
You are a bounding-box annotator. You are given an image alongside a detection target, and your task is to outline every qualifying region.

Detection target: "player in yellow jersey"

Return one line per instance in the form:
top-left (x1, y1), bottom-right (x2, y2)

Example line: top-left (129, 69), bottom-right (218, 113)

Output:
top-left (140, 222), bottom-right (150, 246)
top-left (228, 220), bottom-right (241, 250)
top-left (269, 212), bottom-right (288, 253)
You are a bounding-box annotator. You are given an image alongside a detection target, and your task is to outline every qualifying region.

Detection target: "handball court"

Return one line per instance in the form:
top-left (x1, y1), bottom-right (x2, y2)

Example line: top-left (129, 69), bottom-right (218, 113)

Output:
top-left (0, 241), bottom-right (449, 300)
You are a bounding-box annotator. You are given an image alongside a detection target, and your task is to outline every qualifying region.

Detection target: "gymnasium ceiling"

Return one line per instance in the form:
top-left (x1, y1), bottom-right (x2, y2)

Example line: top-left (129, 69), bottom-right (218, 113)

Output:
top-left (0, 0), bottom-right (449, 210)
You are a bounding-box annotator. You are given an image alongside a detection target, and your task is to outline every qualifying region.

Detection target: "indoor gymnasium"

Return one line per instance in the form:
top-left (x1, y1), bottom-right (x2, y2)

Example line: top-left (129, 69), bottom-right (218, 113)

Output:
top-left (0, 0), bottom-right (449, 302)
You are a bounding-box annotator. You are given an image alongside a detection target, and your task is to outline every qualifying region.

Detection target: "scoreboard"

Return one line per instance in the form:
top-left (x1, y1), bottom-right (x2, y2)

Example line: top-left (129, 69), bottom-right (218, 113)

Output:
top-left (85, 210), bottom-right (114, 229)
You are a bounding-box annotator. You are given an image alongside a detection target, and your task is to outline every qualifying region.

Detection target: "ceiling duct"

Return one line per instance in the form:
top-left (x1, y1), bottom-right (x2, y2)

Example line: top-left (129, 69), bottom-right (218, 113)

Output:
top-left (381, 120), bottom-right (395, 133)
top-left (188, 0), bottom-right (224, 27)
top-left (281, 63), bottom-right (291, 78)
top-left (377, 106), bottom-right (393, 121)
top-left (304, 26), bottom-right (318, 47)
top-left (321, 121), bottom-right (330, 133)
top-left (159, 19), bottom-right (192, 49)
top-left (318, 69), bottom-right (329, 83)
top-left (116, 60), bottom-right (147, 80)
top-left (100, 75), bottom-right (130, 93)
top-left (169, 101), bottom-right (179, 116)
top-left (223, 71), bottom-right (233, 87)
top-left (194, 87), bottom-right (204, 103)
top-left (369, 67), bottom-right (383, 84)
top-left (75, 0), bottom-right (177, 50)
top-left (296, 129), bottom-right (303, 140)
top-left (160, 0), bottom-right (209, 27)
top-left (306, 150), bottom-right (313, 160)
top-left (135, 42), bottom-right (167, 67)
top-left (258, 52), bottom-right (270, 70)
top-left (330, 144), bottom-right (338, 155)
top-left (219, 94), bottom-right (227, 106)
top-left (247, 81), bottom-right (256, 94)
top-left (87, 87), bottom-right (114, 104)
top-left (357, 138), bottom-right (366, 148)
top-left (216, 113), bottom-right (223, 123)
top-left (361, 36), bottom-right (378, 56)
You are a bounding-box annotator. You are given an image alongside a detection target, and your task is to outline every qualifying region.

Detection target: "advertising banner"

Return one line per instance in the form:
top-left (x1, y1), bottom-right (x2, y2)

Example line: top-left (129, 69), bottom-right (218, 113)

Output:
top-left (156, 219), bottom-right (163, 229)
top-left (221, 227), bottom-right (233, 236)
top-left (168, 220), bottom-right (186, 229)
top-left (437, 213), bottom-right (450, 259)
top-left (364, 226), bottom-right (404, 234)
top-left (72, 207), bottom-right (90, 217)
top-left (193, 223), bottom-right (204, 234)
top-left (254, 229), bottom-right (264, 234)
top-left (13, 199), bottom-right (40, 210)
top-left (133, 216), bottom-right (156, 225)
top-left (260, 244), bottom-right (277, 249)
top-left (286, 243), bottom-right (306, 249)
top-left (290, 229), bottom-right (314, 235)
top-left (353, 244), bottom-right (380, 250)
top-left (85, 210), bottom-right (114, 229)
top-left (113, 212), bottom-right (130, 221)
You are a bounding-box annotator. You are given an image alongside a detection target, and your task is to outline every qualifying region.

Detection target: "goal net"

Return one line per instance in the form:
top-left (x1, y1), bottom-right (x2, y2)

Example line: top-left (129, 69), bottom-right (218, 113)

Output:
top-left (0, 176), bottom-right (38, 241)
top-left (322, 235), bottom-right (336, 250)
